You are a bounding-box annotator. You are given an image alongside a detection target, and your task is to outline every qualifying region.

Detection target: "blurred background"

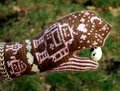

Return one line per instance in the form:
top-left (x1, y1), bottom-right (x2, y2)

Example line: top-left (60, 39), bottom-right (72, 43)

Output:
top-left (0, 0), bottom-right (120, 91)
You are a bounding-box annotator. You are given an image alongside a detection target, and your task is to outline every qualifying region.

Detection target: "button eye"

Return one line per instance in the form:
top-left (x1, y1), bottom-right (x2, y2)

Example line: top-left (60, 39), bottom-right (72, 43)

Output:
top-left (90, 48), bottom-right (94, 52)
top-left (93, 53), bottom-right (96, 56)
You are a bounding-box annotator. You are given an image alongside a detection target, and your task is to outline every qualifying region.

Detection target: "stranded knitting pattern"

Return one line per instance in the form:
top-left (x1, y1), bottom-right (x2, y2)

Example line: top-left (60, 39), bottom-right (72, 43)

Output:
top-left (0, 11), bottom-right (111, 80)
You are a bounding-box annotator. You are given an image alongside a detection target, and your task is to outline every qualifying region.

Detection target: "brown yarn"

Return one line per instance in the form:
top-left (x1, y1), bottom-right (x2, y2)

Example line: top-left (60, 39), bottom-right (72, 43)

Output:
top-left (0, 11), bottom-right (111, 80)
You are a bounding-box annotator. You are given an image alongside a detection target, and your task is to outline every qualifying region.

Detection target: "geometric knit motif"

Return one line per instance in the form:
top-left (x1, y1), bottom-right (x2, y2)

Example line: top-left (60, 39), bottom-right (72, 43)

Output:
top-left (0, 43), bottom-right (12, 80)
top-left (25, 40), bottom-right (34, 65)
top-left (25, 40), bottom-right (39, 72)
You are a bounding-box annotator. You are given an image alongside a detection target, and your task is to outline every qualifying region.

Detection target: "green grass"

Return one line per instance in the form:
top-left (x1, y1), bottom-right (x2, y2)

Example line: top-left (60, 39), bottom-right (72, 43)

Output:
top-left (0, 0), bottom-right (120, 91)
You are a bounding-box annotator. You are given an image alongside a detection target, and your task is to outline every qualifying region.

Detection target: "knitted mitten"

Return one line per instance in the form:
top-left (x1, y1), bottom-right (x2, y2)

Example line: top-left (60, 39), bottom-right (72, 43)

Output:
top-left (0, 11), bottom-right (111, 80)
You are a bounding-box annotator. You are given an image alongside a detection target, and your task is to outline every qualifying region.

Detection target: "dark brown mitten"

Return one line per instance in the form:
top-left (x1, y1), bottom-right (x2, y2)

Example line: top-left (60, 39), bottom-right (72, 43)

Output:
top-left (0, 11), bottom-right (112, 80)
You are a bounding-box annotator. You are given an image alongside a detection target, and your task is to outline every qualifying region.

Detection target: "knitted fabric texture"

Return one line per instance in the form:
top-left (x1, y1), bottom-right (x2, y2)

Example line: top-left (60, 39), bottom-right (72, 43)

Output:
top-left (0, 11), bottom-right (111, 80)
